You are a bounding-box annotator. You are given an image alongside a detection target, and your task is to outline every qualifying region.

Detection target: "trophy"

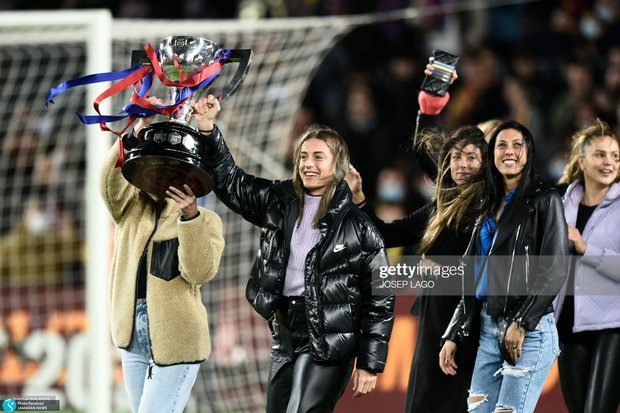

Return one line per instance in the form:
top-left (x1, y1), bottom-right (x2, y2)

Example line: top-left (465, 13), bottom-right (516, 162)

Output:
top-left (121, 36), bottom-right (253, 197)
top-left (420, 49), bottom-right (459, 97)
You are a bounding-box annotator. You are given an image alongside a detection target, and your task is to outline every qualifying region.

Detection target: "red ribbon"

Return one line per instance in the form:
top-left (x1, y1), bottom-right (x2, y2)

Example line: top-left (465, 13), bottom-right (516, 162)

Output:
top-left (144, 43), bottom-right (225, 88)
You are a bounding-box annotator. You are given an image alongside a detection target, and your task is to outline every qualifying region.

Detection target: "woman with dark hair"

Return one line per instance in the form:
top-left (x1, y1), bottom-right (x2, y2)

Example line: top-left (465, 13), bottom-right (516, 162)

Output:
top-left (440, 120), bottom-right (569, 413)
top-left (194, 95), bottom-right (394, 413)
top-left (347, 125), bottom-right (487, 413)
top-left (555, 120), bottom-right (620, 413)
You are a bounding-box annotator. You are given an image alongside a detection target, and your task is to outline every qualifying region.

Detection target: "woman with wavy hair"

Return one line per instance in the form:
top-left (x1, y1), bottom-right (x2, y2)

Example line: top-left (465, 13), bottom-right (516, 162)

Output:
top-left (555, 119), bottom-right (620, 413)
top-left (347, 124), bottom-right (487, 413)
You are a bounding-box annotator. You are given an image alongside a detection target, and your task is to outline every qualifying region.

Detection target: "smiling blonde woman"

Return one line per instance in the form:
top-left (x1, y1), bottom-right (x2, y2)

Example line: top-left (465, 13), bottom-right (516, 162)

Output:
top-left (193, 95), bottom-right (395, 413)
top-left (555, 119), bottom-right (620, 413)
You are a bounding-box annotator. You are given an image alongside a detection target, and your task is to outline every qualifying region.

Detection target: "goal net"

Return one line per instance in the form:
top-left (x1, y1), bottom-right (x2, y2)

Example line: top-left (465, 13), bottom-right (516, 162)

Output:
top-left (0, 10), bottom-right (113, 413)
top-left (0, 10), bottom-right (358, 412)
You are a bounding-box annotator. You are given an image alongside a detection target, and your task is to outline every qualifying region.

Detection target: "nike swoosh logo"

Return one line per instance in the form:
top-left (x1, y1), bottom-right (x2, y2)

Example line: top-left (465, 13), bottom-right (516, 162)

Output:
top-left (333, 244), bottom-right (346, 253)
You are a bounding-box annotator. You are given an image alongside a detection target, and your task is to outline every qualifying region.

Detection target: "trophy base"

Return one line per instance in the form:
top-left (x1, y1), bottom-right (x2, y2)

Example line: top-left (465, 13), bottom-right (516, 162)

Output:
top-left (121, 122), bottom-right (214, 198)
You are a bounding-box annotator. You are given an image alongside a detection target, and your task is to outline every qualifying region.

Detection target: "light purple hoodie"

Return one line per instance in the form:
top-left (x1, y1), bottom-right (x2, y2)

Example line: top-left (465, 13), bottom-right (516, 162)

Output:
top-left (554, 181), bottom-right (620, 332)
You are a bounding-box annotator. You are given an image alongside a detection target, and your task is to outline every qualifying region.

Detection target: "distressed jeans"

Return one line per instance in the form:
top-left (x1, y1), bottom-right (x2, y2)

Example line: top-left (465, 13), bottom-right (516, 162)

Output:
top-left (120, 299), bottom-right (201, 413)
top-left (467, 309), bottom-right (559, 413)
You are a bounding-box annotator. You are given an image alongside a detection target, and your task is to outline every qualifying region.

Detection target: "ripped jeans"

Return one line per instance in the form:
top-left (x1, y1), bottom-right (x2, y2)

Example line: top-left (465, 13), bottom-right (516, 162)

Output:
top-left (467, 309), bottom-right (559, 413)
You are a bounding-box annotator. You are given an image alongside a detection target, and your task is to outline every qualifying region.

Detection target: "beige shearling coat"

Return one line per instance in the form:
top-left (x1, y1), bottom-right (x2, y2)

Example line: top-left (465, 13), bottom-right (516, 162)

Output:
top-left (100, 142), bottom-right (224, 365)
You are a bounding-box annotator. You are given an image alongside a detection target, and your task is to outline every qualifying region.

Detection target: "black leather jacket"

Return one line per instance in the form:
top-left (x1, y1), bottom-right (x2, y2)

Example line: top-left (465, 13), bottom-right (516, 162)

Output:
top-left (443, 179), bottom-right (569, 342)
top-left (204, 127), bottom-right (395, 372)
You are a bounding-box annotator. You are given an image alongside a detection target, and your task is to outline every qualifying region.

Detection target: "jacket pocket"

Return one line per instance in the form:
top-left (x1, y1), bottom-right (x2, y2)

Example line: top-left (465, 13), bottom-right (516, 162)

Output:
top-left (150, 238), bottom-right (180, 281)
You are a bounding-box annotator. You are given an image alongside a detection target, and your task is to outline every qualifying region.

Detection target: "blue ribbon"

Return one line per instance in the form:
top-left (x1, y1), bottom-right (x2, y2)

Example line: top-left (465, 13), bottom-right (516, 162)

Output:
top-left (48, 48), bottom-right (228, 127)
top-left (46, 65), bottom-right (146, 107)
top-left (76, 71), bottom-right (223, 124)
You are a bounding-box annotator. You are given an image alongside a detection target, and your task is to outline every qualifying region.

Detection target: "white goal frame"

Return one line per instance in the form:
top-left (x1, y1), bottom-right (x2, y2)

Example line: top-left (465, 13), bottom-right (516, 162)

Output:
top-left (0, 10), bottom-right (113, 413)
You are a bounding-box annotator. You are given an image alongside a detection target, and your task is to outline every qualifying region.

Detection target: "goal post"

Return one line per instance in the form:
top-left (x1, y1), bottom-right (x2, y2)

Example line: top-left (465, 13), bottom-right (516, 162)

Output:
top-left (84, 11), bottom-right (113, 413)
top-left (0, 9), bottom-right (112, 413)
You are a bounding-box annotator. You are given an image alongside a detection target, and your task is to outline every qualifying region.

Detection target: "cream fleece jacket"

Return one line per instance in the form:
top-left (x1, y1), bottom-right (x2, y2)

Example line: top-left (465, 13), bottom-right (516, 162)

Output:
top-left (99, 142), bottom-right (224, 365)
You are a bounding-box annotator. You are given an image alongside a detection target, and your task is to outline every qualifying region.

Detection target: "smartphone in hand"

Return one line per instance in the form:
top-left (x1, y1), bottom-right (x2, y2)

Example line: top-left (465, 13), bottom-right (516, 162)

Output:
top-left (421, 49), bottom-right (459, 96)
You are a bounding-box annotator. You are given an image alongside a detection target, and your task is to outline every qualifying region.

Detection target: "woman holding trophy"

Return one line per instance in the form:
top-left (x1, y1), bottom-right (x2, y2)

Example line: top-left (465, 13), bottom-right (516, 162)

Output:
top-left (194, 94), bottom-right (394, 413)
top-left (99, 97), bottom-right (225, 413)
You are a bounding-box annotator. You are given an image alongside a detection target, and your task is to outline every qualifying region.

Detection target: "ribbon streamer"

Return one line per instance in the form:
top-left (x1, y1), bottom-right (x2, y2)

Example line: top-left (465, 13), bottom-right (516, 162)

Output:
top-left (46, 42), bottom-right (227, 135)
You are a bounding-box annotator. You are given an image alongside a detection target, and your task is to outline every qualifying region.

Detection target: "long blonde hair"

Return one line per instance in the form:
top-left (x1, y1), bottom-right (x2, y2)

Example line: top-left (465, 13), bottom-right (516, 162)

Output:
top-left (557, 119), bottom-right (620, 185)
top-left (291, 124), bottom-right (350, 228)
top-left (418, 126), bottom-right (487, 254)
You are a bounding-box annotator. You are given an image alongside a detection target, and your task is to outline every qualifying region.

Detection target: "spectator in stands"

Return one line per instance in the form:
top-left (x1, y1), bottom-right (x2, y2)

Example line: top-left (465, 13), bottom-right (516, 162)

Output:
top-left (0, 110), bottom-right (41, 236)
top-left (444, 47), bottom-right (508, 131)
top-left (0, 147), bottom-right (83, 286)
top-left (555, 119), bottom-right (620, 413)
top-left (340, 71), bottom-right (390, 205)
top-left (549, 58), bottom-right (595, 152)
top-left (373, 166), bottom-right (408, 225)
top-left (0, 197), bottom-right (83, 286)
top-left (477, 119), bottom-right (502, 141)
top-left (196, 94), bottom-right (394, 413)
top-left (99, 98), bottom-right (225, 413)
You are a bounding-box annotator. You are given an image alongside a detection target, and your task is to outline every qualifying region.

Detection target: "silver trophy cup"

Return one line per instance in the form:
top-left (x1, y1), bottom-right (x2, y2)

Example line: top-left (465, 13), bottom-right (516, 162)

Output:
top-left (122, 36), bottom-right (252, 197)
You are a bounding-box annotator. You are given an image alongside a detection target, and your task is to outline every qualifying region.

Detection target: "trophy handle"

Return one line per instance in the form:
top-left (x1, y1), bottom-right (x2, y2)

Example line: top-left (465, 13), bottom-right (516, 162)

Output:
top-left (218, 49), bottom-right (253, 104)
top-left (131, 50), bottom-right (149, 67)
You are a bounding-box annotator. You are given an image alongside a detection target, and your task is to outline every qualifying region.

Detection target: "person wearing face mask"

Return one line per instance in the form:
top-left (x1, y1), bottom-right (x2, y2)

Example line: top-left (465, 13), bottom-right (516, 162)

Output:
top-left (376, 168), bottom-right (408, 205)
top-left (347, 125), bottom-right (487, 413)
top-left (373, 168), bottom-right (409, 232)
top-left (440, 120), bottom-right (569, 413)
top-left (554, 119), bottom-right (620, 413)
top-left (0, 149), bottom-right (84, 287)
top-left (194, 95), bottom-right (394, 413)
top-left (0, 197), bottom-right (83, 286)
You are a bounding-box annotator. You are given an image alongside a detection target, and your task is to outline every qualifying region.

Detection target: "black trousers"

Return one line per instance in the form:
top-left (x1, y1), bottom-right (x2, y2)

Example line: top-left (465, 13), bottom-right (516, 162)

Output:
top-left (403, 294), bottom-right (478, 413)
top-left (558, 327), bottom-right (620, 413)
top-left (266, 296), bottom-right (354, 413)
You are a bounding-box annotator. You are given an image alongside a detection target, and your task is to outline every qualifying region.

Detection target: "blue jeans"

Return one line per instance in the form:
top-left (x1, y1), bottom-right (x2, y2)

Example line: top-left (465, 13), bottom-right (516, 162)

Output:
top-left (120, 299), bottom-right (201, 413)
top-left (468, 309), bottom-right (560, 413)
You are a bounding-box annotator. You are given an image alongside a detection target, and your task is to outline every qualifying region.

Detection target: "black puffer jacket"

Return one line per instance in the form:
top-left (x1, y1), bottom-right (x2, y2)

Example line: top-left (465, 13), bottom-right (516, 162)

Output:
top-left (204, 127), bottom-right (394, 372)
top-left (443, 178), bottom-right (569, 342)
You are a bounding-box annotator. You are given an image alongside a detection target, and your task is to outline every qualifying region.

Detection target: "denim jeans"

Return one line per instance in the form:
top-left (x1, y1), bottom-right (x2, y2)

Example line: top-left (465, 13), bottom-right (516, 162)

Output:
top-left (120, 299), bottom-right (201, 413)
top-left (468, 309), bottom-right (560, 413)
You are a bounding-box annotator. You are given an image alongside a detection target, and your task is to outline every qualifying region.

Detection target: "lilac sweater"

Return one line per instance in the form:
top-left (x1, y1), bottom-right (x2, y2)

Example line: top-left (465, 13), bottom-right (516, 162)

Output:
top-left (283, 194), bottom-right (322, 296)
top-left (554, 181), bottom-right (620, 332)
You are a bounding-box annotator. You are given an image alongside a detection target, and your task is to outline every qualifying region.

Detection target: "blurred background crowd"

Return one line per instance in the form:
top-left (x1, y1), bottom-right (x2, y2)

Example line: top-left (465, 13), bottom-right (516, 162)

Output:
top-left (1, 0), bottom-right (620, 276)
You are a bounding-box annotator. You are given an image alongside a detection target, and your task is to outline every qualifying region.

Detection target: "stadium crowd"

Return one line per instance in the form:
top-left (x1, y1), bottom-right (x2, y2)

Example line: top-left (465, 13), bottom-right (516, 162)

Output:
top-left (1, 0), bottom-right (619, 211)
